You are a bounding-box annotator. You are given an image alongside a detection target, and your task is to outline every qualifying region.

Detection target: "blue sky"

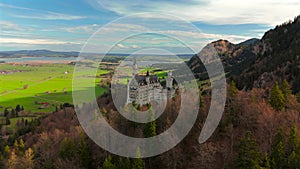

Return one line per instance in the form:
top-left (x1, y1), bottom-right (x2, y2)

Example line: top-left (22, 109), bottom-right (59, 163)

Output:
top-left (0, 0), bottom-right (299, 53)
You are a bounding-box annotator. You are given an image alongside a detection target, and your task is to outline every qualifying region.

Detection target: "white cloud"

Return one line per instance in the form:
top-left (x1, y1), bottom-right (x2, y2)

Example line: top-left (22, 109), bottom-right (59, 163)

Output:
top-left (1, 3), bottom-right (86, 20)
top-left (86, 0), bottom-right (300, 25)
top-left (61, 24), bottom-right (100, 33)
top-left (116, 43), bottom-right (126, 48)
top-left (101, 23), bottom-right (148, 32)
top-left (115, 43), bottom-right (140, 49)
top-left (159, 30), bottom-right (252, 43)
top-left (0, 37), bottom-right (80, 45)
top-left (131, 45), bottom-right (139, 49)
top-left (0, 21), bottom-right (30, 31)
top-left (61, 23), bottom-right (148, 34)
top-left (0, 3), bottom-right (32, 10)
top-left (11, 12), bottom-right (86, 20)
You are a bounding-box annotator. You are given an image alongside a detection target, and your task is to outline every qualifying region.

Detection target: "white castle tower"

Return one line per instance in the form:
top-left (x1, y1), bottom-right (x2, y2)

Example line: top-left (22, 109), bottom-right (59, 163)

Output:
top-left (133, 58), bottom-right (138, 76)
top-left (166, 71), bottom-right (173, 89)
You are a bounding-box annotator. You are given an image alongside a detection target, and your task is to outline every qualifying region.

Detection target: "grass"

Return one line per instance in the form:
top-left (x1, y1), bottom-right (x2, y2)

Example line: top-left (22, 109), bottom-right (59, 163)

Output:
top-left (0, 63), bottom-right (107, 113)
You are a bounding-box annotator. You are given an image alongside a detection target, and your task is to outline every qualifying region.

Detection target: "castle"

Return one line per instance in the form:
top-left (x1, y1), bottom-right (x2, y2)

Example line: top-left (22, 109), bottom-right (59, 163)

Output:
top-left (126, 60), bottom-right (175, 105)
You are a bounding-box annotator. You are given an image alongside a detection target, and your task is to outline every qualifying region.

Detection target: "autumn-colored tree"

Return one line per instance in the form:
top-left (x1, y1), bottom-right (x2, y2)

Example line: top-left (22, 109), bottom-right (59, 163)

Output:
top-left (235, 131), bottom-right (261, 169)
top-left (23, 148), bottom-right (34, 169)
top-left (269, 83), bottom-right (285, 111)
top-left (7, 150), bottom-right (18, 169)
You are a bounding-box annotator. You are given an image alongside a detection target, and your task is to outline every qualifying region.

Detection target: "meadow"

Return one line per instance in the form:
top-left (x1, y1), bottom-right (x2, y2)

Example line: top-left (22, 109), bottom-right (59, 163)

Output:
top-left (0, 63), bottom-right (108, 114)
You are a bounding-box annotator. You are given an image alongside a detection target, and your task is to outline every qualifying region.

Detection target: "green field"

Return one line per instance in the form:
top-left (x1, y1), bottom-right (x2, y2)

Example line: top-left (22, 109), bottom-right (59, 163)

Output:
top-left (0, 63), bottom-right (108, 113)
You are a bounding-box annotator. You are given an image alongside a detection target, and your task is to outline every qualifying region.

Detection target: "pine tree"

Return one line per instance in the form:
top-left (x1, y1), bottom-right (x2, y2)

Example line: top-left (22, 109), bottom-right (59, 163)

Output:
top-left (229, 80), bottom-right (238, 98)
top-left (296, 92), bottom-right (300, 103)
top-left (15, 105), bottom-right (21, 113)
top-left (59, 137), bottom-right (75, 160)
top-left (4, 108), bottom-right (9, 117)
top-left (271, 128), bottom-right (286, 169)
top-left (102, 155), bottom-right (116, 169)
top-left (269, 83), bottom-right (285, 111)
top-left (132, 148), bottom-right (143, 169)
top-left (6, 117), bottom-right (10, 125)
top-left (262, 153), bottom-right (271, 169)
top-left (222, 164), bottom-right (230, 169)
top-left (287, 125), bottom-right (297, 155)
top-left (287, 151), bottom-right (298, 169)
top-left (11, 109), bottom-right (16, 118)
top-left (19, 139), bottom-right (25, 155)
top-left (199, 94), bottom-right (203, 108)
top-left (296, 141), bottom-right (300, 169)
top-left (118, 157), bottom-right (131, 169)
top-left (137, 104), bottom-right (141, 111)
top-left (235, 131), bottom-right (261, 169)
top-left (143, 109), bottom-right (156, 137)
top-left (4, 145), bottom-right (10, 157)
top-left (78, 133), bottom-right (92, 169)
top-left (100, 107), bottom-right (108, 117)
top-left (281, 80), bottom-right (292, 99)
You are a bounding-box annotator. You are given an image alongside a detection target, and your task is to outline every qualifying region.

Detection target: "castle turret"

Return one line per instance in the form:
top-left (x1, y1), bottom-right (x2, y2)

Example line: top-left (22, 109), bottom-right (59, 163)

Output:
top-left (166, 71), bottom-right (173, 89)
top-left (133, 58), bottom-right (138, 76)
top-left (146, 70), bottom-right (150, 84)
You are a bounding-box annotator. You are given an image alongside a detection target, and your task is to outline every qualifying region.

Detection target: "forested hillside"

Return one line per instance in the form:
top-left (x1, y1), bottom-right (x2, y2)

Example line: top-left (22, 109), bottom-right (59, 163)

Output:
top-left (188, 15), bottom-right (300, 93)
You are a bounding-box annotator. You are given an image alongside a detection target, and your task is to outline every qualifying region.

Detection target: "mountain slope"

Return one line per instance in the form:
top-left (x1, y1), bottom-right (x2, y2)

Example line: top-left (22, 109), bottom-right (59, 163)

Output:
top-left (188, 15), bottom-right (300, 93)
top-left (187, 38), bottom-right (258, 80)
top-left (235, 16), bottom-right (300, 92)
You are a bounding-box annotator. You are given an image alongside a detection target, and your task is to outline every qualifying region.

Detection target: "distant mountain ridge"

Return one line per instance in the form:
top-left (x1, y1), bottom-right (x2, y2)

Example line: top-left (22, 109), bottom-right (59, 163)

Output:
top-left (188, 15), bottom-right (300, 93)
top-left (0, 50), bottom-right (193, 60)
top-left (0, 50), bottom-right (79, 58)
